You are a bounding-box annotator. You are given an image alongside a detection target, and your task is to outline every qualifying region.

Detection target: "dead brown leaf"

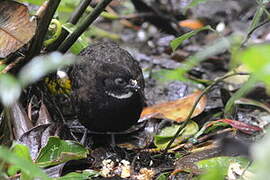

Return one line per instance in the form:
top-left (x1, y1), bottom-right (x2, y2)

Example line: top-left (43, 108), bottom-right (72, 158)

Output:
top-left (140, 91), bottom-right (207, 122)
top-left (0, 0), bottom-right (36, 58)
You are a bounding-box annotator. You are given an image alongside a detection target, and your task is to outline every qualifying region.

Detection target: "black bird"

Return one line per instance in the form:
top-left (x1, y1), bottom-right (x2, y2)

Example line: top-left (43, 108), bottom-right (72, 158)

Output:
top-left (69, 41), bottom-right (145, 133)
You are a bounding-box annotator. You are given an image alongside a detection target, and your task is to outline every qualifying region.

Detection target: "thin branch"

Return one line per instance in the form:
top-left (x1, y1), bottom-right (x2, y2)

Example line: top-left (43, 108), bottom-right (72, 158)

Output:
top-left (241, 19), bottom-right (270, 46)
top-left (171, 128), bottom-right (234, 151)
top-left (119, 12), bottom-right (155, 20)
top-left (47, 0), bottom-right (92, 52)
top-left (0, 57), bottom-right (24, 74)
top-left (69, 0), bottom-right (92, 24)
top-left (27, 0), bottom-right (61, 59)
top-left (162, 72), bottom-right (250, 155)
top-left (58, 0), bottom-right (113, 53)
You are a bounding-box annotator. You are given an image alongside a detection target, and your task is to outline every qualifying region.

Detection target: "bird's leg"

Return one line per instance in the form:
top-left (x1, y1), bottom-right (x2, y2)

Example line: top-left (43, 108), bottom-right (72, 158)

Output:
top-left (80, 128), bottom-right (88, 145)
top-left (110, 133), bottom-right (116, 148)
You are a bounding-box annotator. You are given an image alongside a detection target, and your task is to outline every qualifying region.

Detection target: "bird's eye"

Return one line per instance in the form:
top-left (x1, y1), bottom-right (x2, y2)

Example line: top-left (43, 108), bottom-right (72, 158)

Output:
top-left (114, 78), bottom-right (126, 85)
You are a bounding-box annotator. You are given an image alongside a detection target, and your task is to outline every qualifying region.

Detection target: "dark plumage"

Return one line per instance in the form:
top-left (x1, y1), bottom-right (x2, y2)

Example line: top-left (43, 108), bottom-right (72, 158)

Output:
top-left (69, 41), bottom-right (145, 133)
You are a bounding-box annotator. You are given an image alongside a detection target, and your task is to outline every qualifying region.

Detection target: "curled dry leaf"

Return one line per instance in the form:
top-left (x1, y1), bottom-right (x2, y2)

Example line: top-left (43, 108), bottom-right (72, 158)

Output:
top-left (0, 0), bottom-right (36, 58)
top-left (6, 102), bottom-right (33, 140)
top-left (140, 91), bottom-right (207, 122)
top-left (216, 119), bottom-right (262, 134)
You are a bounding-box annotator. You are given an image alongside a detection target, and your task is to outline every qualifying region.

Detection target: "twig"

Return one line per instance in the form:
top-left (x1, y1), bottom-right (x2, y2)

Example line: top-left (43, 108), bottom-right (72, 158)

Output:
top-left (47, 0), bottom-right (92, 51)
top-left (69, 0), bottom-right (92, 24)
top-left (239, 160), bottom-right (253, 179)
top-left (120, 12), bottom-right (155, 20)
top-left (241, 19), bottom-right (270, 46)
top-left (58, 0), bottom-right (113, 53)
top-left (106, 6), bottom-right (140, 30)
top-left (171, 128), bottom-right (234, 151)
top-left (0, 57), bottom-right (24, 74)
top-left (162, 72), bottom-right (250, 155)
top-left (27, 0), bottom-right (61, 59)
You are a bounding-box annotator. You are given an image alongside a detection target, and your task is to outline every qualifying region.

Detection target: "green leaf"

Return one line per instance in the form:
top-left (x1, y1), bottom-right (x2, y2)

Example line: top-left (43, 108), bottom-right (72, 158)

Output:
top-left (0, 146), bottom-right (49, 180)
top-left (224, 75), bottom-right (256, 118)
top-left (154, 121), bottom-right (199, 149)
top-left (18, 0), bottom-right (44, 6)
top-left (0, 74), bottom-right (21, 106)
top-left (156, 172), bottom-right (170, 180)
top-left (196, 156), bottom-right (249, 180)
top-left (18, 52), bottom-right (75, 87)
top-left (36, 136), bottom-right (89, 168)
top-left (7, 143), bottom-right (32, 176)
top-left (44, 19), bottom-right (63, 47)
top-left (58, 0), bottom-right (81, 12)
top-left (0, 64), bottom-right (6, 71)
top-left (247, 3), bottom-right (265, 34)
top-left (167, 35), bottom-right (237, 81)
top-left (238, 44), bottom-right (270, 86)
top-left (57, 170), bottom-right (100, 180)
top-left (62, 23), bottom-right (89, 54)
top-left (170, 25), bottom-right (215, 51)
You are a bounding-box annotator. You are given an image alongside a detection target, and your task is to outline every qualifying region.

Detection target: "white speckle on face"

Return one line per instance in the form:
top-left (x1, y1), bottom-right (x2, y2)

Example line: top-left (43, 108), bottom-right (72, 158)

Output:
top-left (106, 91), bottom-right (133, 99)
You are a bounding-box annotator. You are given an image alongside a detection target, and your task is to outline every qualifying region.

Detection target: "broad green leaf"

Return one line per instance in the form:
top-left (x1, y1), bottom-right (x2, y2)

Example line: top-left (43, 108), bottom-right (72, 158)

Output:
top-left (154, 121), bottom-right (199, 148)
top-left (18, 52), bottom-right (75, 87)
top-left (0, 146), bottom-right (49, 180)
top-left (0, 74), bottom-right (21, 106)
top-left (36, 136), bottom-right (89, 168)
top-left (7, 143), bottom-right (32, 176)
top-left (196, 156), bottom-right (249, 180)
top-left (238, 44), bottom-right (270, 86)
top-left (156, 172), bottom-right (170, 180)
top-left (170, 25), bottom-right (215, 51)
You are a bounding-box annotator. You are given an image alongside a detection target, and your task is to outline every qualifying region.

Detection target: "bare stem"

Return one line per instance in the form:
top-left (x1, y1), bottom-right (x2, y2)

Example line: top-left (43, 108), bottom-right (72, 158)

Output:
top-left (69, 0), bottom-right (92, 24)
top-left (58, 0), bottom-right (113, 53)
top-left (27, 0), bottom-right (61, 58)
top-left (162, 72), bottom-right (250, 155)
top-left (47, 0), bottom-right (92, 52)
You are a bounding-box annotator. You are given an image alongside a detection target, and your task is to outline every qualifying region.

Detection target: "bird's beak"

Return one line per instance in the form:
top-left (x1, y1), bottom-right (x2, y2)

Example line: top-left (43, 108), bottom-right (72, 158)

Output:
top-left (127, 79), bottom-right (146, 104)
top-left (126, 79), bottom-right (140, 91)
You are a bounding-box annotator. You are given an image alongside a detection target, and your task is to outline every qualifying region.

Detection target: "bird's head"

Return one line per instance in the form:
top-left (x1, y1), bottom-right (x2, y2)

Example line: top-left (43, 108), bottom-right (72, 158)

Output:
top-left (98, 64), bottom-right (143, 100)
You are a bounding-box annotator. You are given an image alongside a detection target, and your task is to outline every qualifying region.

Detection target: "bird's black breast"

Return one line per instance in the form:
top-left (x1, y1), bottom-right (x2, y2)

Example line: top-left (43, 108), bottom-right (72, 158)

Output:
top-left (68, 41), bottom-right (145, 133)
